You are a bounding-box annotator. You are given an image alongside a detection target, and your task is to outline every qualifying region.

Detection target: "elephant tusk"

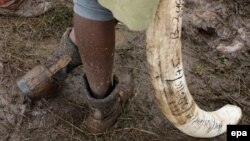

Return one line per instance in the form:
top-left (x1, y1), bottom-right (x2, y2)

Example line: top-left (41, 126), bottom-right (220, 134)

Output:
top-left (146, 0), bottom-right (242, 138)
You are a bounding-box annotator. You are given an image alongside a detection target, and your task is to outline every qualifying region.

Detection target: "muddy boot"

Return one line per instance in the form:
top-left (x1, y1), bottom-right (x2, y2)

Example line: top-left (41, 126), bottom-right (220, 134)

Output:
top-left (17, 28), bottom-right (82, 100)
top-left (83, 73), bottom-right (134, 133)
top-left (0, 0), bottom-right (53, 17)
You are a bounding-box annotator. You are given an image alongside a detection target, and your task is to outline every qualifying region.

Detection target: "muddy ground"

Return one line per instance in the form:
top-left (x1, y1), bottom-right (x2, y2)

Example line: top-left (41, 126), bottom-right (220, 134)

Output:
top-left (0, 0), bottom-right (249, 141)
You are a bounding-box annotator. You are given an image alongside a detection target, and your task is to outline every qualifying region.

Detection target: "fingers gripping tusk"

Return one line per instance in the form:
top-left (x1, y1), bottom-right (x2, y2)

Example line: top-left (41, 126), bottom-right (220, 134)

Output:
top-left (146, 0), bottom-right (242, 138)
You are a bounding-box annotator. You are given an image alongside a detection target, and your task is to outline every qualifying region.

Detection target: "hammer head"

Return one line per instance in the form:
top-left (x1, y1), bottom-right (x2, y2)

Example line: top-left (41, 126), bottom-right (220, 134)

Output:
top-left (17, 65), bottom-right (60, 100)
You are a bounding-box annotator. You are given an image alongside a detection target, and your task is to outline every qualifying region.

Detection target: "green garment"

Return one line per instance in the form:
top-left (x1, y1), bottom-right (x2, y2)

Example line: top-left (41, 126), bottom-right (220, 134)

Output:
top-left (98, 0), bottom-right (159, 31)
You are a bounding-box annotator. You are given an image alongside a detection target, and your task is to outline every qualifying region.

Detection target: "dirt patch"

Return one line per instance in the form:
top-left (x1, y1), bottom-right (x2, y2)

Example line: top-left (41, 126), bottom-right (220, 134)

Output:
top-left (0, 0), bottom-right (250, 141)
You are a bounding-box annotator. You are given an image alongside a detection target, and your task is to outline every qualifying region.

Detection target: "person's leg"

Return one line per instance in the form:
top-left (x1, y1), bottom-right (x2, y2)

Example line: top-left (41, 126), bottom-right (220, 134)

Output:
top-left (73, 0), bottom-right (116, 99)
top-left (73, 0), bottom-right (134, 133)
top-left (74, 14), bottom-right (115, 98)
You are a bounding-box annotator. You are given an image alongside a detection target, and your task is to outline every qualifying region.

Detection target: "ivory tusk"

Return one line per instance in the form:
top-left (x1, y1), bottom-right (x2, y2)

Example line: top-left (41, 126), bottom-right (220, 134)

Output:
top-left (146, 0), bottom-right (242, 138)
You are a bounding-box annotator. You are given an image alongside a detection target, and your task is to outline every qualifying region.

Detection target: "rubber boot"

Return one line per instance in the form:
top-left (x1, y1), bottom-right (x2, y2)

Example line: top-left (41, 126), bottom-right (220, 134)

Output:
top-left (83, 73), bottom-right (134, 133)
top-left (17, 28), bottom-right (82, 99)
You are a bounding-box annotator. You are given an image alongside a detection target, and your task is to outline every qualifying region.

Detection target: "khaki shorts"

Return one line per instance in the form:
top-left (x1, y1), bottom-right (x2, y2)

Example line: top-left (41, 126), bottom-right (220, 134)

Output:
top-left (74, 0), bottom-right (159, 31)
top-left (99, 0), bottom-right (159, 31)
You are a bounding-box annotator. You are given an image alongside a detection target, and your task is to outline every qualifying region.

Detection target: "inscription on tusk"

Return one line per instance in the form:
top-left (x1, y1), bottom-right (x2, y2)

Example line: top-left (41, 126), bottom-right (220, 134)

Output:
top-left (170, 0), bottom-right (184, 39)
top-left (165, 75), bottom-right (183, 82)
top-left (176, 80), bottom-right (185, 94)
top-left (165, 63), bottom-right (195, 123)
top-left (168, 96), bottom-right (192, 116)
top-left (165, 66), bottom-right (183, 82)
top-left (164, 64), bottom-right (195, 120)
top-left (192, 117), bottom-right (223, 133)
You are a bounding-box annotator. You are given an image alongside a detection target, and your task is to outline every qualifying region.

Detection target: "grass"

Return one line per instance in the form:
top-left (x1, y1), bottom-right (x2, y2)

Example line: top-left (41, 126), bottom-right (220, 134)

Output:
top-left (13, 3), bottom-right (73, 41)
top-left (0, 2), bottom-right (73, 43)
top-left (192, 63), bottom-right (204, 76)
top-left (0, 2), bottom-right (73, 74)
